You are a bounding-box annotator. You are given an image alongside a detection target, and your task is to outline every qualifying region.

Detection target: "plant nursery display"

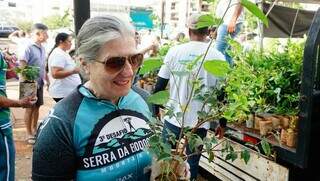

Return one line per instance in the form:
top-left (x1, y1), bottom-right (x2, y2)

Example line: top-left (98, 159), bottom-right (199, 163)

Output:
top-left (138, 0), bottom-right (272, 180)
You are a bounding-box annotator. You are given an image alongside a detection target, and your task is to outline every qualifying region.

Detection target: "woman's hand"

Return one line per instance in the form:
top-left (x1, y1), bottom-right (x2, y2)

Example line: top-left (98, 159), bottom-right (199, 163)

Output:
top-left (150, 158), bottom-right (190, 181)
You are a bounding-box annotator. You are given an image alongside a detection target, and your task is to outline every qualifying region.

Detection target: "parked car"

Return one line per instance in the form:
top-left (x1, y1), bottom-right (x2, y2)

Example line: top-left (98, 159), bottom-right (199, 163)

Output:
top-left (0, 25), bottom-right (19, 38)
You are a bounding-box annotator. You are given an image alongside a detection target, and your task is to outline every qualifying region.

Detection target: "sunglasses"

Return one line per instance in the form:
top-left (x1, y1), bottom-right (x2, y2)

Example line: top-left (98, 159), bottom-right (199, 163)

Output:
top-left (95, 53), bottom-right (143, 74)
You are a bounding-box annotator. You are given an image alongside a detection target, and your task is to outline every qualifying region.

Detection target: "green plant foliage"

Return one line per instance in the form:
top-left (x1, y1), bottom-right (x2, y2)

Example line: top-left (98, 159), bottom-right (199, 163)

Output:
top-left (147, 90), bottom-right (169, 105)
top-left (240, 0), bottom-right (269, 27)
top-left (241, 149), bottom-right (250, 164)
top-left (15, 20), bottom-right (33, 32)
top-left (139, 58), bottom-right (163, 75)
top-left (145, 0), bottom-right (271, 175)
top-left (42, 13), bottom-right (71, 29)
top-left (222, 40), bottom-right (303, 122)
top-left (196, 14), bottom-right (215, 29)
top-left (15, 66), bottom-right (40, 82)
top-left (226, 152), bottom-right (238, 162)
top-left (187, 133), bottom-right (203, 152)
top-left (261, 138), bottom-right (271, 156)
top-left (204, 60), bottom-right (230, 78)
top-left (158, 43), bottom-right (173, 57)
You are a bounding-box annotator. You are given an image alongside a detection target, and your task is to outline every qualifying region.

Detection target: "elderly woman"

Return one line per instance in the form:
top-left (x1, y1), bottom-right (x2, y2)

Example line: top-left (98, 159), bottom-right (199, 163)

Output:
top-left (32, 16), bottom-right (153, 180)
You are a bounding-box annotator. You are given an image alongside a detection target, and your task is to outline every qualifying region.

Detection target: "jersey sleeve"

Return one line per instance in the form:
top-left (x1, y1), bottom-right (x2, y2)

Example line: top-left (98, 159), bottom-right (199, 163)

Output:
top-left (32, 113), bottom-right (75, 181)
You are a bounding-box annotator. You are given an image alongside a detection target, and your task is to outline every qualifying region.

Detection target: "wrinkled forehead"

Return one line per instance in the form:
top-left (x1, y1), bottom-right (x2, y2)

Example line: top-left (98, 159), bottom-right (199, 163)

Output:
top-left (98, 36), bottom-right (137, 58)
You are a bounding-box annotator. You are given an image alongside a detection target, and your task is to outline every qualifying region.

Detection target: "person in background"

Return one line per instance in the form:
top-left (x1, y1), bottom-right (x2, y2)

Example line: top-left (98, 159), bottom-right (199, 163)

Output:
top-left (135, 31), bottom-right (158, 56)
top-left (214, 0), bottom-right (243, 66)
top-left (175, 32), bottom-right (186, 43)
top-left (0, 51), bottom-right (36, 181)
top-left (18, 23), bottom-right (48, 144)
top-left (154, 13), bottom-right (226, 181)
top-left (32, 15), bottom-right (190, 181)
top-left (8, 30), bottom-right (30, 57)
top-left (47, 33), bottom-right (81, 102)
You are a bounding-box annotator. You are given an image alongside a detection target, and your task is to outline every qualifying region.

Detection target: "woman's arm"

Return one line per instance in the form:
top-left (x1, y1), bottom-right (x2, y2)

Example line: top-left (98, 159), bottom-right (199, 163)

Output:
top-left (51, 66), bottom-right (80, 79)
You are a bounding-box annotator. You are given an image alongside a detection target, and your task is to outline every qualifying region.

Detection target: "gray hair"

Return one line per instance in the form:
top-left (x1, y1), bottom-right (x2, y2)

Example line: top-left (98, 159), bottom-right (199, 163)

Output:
top-left (76, 15), bottom-right (135, 62)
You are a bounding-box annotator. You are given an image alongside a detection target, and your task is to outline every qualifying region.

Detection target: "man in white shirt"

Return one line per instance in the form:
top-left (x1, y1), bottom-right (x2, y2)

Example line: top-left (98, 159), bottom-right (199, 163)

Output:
top-left (154, 14), bottom-right (225, 180)
top-left (214, 0), bottom-right (244, 66)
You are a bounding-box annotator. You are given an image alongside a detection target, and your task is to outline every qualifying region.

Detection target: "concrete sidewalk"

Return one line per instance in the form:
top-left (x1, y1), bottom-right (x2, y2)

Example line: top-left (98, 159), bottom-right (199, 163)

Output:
top-left (6, 79), bottom-right (55, 181)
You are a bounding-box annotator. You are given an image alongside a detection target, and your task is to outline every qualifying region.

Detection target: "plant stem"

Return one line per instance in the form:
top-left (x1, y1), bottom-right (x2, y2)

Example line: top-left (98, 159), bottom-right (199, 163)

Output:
top-left (184, 139), bottom-right (227, 159)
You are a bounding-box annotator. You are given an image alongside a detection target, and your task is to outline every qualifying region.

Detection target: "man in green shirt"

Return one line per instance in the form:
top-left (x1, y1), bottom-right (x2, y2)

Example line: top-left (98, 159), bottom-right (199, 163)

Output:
top-left (0, 51), bottom-right (35, 181)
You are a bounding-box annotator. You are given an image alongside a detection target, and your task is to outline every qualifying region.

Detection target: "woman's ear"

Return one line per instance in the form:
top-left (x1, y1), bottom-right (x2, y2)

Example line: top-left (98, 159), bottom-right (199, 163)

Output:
top-left (79, 58), bottom-right (90, 76)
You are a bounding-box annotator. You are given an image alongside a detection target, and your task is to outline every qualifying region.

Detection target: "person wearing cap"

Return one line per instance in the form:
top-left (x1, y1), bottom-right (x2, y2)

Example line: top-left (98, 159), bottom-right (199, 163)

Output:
top-left (154, 13), bottom-right (226, 180)
top-left (214, 0), bottom-right (243, 66)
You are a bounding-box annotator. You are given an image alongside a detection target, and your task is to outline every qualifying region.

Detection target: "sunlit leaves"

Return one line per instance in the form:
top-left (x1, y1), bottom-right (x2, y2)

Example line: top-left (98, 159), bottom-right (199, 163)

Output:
top-left (139, 58), bottom-right (163, 75)
top-left (240, 0), bottom-right (268, 27)
top-left (147, 90), bottom-right (169, 105)
top-left (196, 14), bottom-right (215, 29)
top-left (204, 60), bottom-right (230, 78)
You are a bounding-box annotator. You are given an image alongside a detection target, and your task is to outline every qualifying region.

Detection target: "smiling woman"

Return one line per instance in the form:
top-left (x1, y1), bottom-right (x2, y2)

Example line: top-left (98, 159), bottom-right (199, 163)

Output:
top-left (32, 15), bottom-right (156, 181)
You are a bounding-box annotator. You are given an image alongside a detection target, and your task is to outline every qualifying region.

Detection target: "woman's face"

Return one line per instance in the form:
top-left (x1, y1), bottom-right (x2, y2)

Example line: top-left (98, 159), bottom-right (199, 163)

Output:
top-left (88, 36), bottom-right (139, 103)
top-left (61, 36), bottom-right (72, 51)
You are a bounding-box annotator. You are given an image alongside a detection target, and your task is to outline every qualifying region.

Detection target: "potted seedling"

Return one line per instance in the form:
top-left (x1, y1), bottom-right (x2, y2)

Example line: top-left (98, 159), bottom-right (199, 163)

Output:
top-left (15, 65), bottom-right (40, 99)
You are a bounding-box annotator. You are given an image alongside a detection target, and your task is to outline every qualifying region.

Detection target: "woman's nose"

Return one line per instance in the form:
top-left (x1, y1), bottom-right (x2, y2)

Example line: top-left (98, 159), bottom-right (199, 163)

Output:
top-left (120, 60), bottom-right (134, 77)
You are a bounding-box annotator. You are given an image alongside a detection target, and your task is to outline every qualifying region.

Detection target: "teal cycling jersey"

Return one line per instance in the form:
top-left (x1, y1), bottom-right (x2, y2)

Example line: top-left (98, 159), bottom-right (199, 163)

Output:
top-left (32, 85), bottom-right (153, 181)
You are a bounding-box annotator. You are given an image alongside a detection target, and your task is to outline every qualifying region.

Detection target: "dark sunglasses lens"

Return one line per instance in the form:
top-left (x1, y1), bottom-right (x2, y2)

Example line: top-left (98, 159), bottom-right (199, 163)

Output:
top-left (105, 57), bottom-right (126, 73)
top-left (129, 54), bottom-right (143, 68)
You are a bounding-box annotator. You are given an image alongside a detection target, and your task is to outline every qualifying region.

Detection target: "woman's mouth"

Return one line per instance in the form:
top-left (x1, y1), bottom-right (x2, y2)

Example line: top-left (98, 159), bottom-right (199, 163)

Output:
top-left (113, 80), bottom-right (130, 86)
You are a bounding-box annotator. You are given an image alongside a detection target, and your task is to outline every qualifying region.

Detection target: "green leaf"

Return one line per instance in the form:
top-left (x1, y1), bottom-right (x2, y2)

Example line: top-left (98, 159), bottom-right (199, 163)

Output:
top-left (188, 134), bottom-right (203, 152)
top-left (147, 90), bottom-right (169, 105)
top-left (149, 135), bottom-right (160, 145)
top-left (203, 137), bottom-right (212, 153)
top-left (204, 60), bottom-right (230, 78)
top-left (241, 149), bottom-right (250, 164)
top-left (196, 14), bottom-right (215, 29)
top-left (225, 152), bottom-right (238, 162)
top-left (15, 66), bottom-right (40, 81)
top-left (240, 0), bottom-right (268, 27)
top-left (139, 58), bottom-right (163, 75)
top-left (210, 136), bottom-right (218, 144)
top-left (186, 55), bottom-right (203, 71)
top-left (162, 142), bottom-right (172, 154)
top-left (197, 111), bottom-right (207, 120)
top-left (158, 152), bottom-right (171, 161)
top-left (208, 151), bottom-right (215, 162)
top-left (261, 138), bottom-right (271, 156)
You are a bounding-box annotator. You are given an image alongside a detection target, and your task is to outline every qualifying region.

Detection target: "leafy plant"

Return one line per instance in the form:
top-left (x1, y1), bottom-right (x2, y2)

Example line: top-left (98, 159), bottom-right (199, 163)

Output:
top-left (15, 66), bottom-right (40, 82)
top-left (222, 39), bottom-right (303, 124)
top-left (15, 20), bottom-right (33, 33)
top-left (140, 1), bottom-right (269, 180)
top-left (42, 10), bottom-right (72, 30)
